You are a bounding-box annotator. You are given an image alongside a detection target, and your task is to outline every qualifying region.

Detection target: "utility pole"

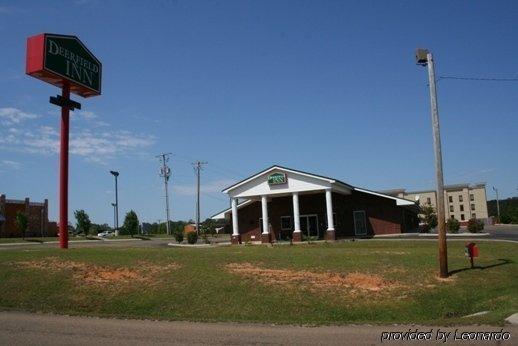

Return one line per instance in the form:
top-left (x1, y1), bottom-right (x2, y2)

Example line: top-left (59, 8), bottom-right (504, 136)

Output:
top-left (492, 186), bottom-right (500, 223)
top-left (157, 153), bottom-right (172, 235)
top-left (193, 161), bottom-right (208, 236)
top-left (416, 49), bottom-right (448, 278)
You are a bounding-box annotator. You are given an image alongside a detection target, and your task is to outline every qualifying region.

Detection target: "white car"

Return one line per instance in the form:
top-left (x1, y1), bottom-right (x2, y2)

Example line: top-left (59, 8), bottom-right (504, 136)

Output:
top-left (97, 231), bottom-right (114, 237)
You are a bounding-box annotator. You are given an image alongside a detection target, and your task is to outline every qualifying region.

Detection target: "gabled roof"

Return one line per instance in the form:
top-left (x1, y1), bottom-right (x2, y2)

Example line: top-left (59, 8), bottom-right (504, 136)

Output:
top-left (211, 165), bottom-right (417, 219)
top-left (210, 199), bottom-right (254, 219)
top-left (221, 165), bottom-right (353, 193)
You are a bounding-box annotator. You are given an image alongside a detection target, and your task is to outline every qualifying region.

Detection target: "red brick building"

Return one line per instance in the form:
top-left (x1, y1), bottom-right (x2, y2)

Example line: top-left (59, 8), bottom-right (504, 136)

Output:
top-left (211, 166), bottom-right (419, 244)
top-left (0, 194), bottom-right (55, 237)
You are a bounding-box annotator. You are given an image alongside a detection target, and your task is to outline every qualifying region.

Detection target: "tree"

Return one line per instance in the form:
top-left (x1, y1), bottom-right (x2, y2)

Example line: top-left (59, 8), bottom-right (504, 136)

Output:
top-left (74, 210), bottom-right (92, 237)
top-left (122, 210), bottom-right (139, 237)
top-left (420, 204), bottom-right (438, 231)
top-left (15, 211), bottom-right (28, 239)
top-left (447, 218), bottom-right (460, 233)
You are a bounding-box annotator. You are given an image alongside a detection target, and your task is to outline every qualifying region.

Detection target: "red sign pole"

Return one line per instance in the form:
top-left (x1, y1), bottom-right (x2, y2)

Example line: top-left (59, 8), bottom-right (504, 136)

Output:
top-left (59, 82), bottom-right (71, 249)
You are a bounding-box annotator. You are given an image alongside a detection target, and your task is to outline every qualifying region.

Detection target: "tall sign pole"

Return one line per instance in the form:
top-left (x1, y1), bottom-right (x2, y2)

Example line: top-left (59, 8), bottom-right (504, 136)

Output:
top-left (416, 49), bottom-right (448, 278)
top-left (157, 153), bottom-right (172, 235)
top-left (59, 83), bottom-right (71, 248)
top-left (26, 33), bottom-right (102, 249)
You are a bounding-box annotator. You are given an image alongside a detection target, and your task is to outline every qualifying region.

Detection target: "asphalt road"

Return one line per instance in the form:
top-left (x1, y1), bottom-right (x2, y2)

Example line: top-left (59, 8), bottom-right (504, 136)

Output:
top-left (484, 225), bottom-right (518, 241)
top-left (1, 312), bottom-right (516, 345)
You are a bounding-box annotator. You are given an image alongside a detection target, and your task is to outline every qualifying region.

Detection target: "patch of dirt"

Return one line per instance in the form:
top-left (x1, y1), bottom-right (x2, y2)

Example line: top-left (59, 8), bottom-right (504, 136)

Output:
top-left (225, 263), bottom-right (399, 292)
top-left (15, 259), bottom-right (179, 286)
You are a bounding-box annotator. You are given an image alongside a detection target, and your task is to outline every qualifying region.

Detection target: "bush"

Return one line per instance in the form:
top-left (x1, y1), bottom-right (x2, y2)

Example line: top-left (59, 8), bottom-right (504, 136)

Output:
top-left (187, 232), bottom-right (198, 244)
top-left (174, 231), bottom-right (184, 243)
top-left (447, 218), bottom-right (460, 233)
top-left (467, 218), bottom-right (484, 233)
top-left (419, 223), bottom-right (431, 233)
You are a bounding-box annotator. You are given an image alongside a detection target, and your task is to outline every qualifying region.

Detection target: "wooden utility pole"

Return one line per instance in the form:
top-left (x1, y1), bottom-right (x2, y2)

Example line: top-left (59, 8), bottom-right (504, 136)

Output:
top-left (417, 49), bottom-right (448, 278)
top-left (157, 153), bottom-right (172, 235)
top-left (193, 161), bottom-right (207, 236)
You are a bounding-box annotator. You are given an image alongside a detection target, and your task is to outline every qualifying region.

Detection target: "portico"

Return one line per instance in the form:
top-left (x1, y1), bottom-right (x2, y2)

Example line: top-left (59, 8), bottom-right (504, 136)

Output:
top-left (212, 165), bottom-right (419, 244)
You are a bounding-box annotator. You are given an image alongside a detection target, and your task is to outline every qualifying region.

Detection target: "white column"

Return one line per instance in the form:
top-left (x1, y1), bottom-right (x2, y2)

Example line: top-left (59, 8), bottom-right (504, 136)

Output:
top-left (261, 195), bottom-right (269, 234)
top-left (292, 193), bottom-right (301, 233)
top-left (325, 189), bottom-right (334, 230)
top-left (231, 198), bottom-right (239, 236)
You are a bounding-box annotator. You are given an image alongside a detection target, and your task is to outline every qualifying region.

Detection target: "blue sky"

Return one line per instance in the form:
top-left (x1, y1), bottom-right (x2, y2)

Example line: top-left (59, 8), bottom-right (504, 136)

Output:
top-left (1, 0), bottom-right (517, 225)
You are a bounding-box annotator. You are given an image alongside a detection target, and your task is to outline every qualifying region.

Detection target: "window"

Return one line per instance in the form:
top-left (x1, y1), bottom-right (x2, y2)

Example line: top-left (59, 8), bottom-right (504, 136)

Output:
top-left (471, 204), bottom-right (475, 211)
top-left (459, 195), bottom-right (463, 202)
top-left (280, 216), bottom-right (291, 230)
top-left (426, 197), bottom-right (431, 205)
top-left (470, 194), bottom-right (474, 201)
top-left (449, 205), bottom-right (454, 212)
top-left (460, 205), bottom-right (464, 212)
top-left (448, 196), bottom-right (453, 203)
top-left (472, 213), bottom-right (476, 219)
top-left (461, 214), bottom-right (465, 221)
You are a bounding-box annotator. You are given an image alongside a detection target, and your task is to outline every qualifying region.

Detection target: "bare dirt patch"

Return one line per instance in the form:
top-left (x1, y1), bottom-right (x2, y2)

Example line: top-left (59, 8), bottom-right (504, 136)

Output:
top-left (226, 263), bottom-right (399, 292)
top-left (15, 258), bottom-right (179, 286)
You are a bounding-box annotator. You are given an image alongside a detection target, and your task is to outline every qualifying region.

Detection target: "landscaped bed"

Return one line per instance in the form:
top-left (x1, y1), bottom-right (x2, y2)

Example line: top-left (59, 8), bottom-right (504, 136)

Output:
top-left (0, 240), bottom-right (516, 325)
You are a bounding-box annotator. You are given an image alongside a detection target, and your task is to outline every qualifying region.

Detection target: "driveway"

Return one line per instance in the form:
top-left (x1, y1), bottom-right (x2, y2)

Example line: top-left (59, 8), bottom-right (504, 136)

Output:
top-left (0, 312), bottom-right (516, 345)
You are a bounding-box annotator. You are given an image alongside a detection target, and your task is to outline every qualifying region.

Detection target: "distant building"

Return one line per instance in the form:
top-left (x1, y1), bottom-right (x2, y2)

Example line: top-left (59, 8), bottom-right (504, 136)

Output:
top-left (0, 194), bottom-right (56, 237)
top-left (183, 224), bottom-right (197, 234)
top-left (381, 183), bottom-right (488, 224)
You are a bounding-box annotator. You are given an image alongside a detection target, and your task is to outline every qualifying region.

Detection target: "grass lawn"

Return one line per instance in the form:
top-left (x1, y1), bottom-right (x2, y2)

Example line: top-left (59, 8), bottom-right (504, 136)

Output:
top-left (0, 240), bottom-right (516, 325)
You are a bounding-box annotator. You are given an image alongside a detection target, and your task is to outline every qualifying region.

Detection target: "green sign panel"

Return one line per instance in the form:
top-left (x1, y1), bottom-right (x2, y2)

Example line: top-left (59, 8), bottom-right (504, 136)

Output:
top-left (45, 34), bottom-right (102, 94)
top-left (268, 172), bottom-right (287, 185)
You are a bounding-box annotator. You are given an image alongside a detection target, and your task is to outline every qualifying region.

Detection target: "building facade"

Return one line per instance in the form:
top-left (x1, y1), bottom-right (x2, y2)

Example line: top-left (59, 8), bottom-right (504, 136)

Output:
top-left (382, 183), bottom-right (488, 224)
top-left (212, 166), bottom-right (419, 244)
top-left (0, 194), bottom-right (55, 237)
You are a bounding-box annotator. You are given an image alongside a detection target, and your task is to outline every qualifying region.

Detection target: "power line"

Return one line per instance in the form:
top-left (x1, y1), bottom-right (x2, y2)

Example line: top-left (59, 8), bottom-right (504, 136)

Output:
top-left (438, 75), bottom-right (518, 82)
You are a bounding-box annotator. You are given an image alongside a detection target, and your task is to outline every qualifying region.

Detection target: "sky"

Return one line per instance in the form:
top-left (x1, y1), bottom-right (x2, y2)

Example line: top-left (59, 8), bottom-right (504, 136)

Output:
top-left (0, 0), bottom-right (517, 226)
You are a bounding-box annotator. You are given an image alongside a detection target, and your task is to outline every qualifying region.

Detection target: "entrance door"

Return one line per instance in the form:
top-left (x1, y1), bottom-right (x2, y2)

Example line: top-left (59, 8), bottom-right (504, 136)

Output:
top-left (353, 210), bottom-right (367, 236)
top-left (300, 215), bottom-right (319, 239)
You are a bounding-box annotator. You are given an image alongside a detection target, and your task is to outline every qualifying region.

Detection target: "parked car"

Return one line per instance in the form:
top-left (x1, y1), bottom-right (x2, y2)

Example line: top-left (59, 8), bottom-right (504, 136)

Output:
top-left (97, 231), bottom-right (114, 237)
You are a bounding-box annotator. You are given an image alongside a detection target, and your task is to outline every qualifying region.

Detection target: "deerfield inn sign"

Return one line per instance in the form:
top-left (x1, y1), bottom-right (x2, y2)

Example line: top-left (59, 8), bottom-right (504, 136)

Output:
top-left (26, 33), bottom-right (102, 97)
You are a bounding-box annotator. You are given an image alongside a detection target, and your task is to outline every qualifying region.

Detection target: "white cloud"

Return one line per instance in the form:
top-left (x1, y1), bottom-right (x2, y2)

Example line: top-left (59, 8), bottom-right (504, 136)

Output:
top-left (0, 107), bottom-right (155, 164)
top-left (1, 160), bottom-right (21, 170)
top-left (173, 179), bottom-right (235, 196)
top-left (0, 107), bottom-right (40, 125)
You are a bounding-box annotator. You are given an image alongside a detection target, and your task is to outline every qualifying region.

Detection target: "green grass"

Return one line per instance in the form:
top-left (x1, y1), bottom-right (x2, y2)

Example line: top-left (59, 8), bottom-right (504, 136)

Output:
top-left (0, 240), bottom-right (516, 325)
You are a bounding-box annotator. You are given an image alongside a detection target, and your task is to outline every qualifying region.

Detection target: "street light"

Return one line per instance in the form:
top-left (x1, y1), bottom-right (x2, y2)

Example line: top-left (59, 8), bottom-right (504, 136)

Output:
top-left (110, 170), bottom-right (119, 236)
top-left (492, 186), bottom-right (500, 223)
top-left (416, 48), bottom-right (448, 278)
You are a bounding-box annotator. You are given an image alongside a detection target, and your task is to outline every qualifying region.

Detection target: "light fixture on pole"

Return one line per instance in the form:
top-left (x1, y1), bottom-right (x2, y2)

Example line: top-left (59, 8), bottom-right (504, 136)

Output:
top-left (416, 48), bottom-right (448, 278)
top-left (109, 170), bottom-right (119, 236)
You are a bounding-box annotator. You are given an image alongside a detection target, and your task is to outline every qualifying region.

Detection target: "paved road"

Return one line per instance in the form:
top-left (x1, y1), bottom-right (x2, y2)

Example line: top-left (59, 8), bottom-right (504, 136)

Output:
top-left (484, 225), bottom-right (518, 241)
top-left (0, 312), bottom-right (516, 345)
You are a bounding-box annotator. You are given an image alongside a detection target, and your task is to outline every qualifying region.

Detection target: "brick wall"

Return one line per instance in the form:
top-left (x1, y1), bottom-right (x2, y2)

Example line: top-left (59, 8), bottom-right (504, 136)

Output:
top-left (231, 190), bottom-right (419, 241)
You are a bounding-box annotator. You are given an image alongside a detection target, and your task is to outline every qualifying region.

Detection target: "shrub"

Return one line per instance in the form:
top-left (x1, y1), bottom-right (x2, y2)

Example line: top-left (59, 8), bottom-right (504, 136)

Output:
top-left (174, 231), bottom-right (184, 243)
top-left (467, 218), bottom-right (484, 233)
top-left (419, 223), bottom-right (431, 233)
top-left (447, 218), bottom-right (460, 233)
top-left (187, 232), bottom-right (198, 244)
